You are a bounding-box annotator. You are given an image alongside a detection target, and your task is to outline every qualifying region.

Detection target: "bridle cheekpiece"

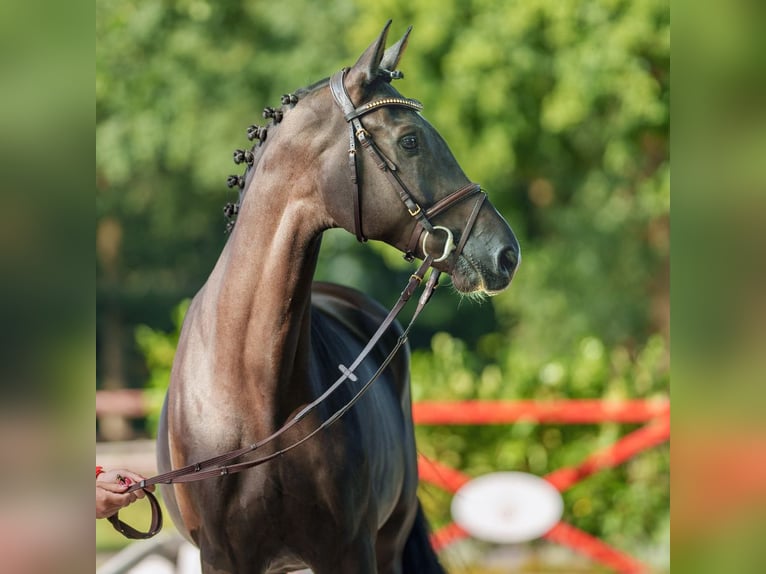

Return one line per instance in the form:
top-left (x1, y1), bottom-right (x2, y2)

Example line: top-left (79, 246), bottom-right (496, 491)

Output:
top-left (329, 68), bottom-right (486, 261)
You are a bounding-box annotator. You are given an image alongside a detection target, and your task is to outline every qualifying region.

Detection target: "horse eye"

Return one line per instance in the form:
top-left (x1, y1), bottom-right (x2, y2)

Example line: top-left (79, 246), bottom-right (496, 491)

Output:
top-left (399, 135), bottom-right (418, 150)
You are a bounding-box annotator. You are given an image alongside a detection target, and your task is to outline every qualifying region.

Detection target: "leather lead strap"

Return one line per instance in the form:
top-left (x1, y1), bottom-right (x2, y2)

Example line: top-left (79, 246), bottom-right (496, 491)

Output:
top-left (119, 257), bottom-right (436, 493)
top-left (106, 490), bottom-right (163, 540)
top-left (112, 258), bottom-right (436, 540)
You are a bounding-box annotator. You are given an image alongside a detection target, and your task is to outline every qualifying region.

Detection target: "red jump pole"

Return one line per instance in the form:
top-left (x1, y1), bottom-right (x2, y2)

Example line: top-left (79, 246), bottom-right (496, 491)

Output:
top-left (545, 411), bottom-right (670, 491)
top-left (413, 399), bottom-right (669, 425)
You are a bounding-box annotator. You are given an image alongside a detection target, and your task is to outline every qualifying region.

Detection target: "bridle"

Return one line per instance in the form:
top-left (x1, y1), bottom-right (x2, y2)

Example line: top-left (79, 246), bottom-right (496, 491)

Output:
top-left (328, 68), bottom-right (487, 262)
top-left (107, 68), bottom-right (488, 539)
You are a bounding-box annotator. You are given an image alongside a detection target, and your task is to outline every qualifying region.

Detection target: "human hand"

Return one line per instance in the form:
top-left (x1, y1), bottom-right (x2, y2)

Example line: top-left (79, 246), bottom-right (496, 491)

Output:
top-left (96, 468), bottom-right (154, 519)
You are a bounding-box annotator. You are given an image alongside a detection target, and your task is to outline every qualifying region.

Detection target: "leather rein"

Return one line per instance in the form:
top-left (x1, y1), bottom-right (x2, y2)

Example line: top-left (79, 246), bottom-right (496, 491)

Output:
top-left (107, 69), bottom-right (486, 539)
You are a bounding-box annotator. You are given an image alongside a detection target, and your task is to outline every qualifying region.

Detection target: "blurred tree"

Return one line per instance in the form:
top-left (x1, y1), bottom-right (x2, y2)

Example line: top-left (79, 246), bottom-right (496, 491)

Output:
top-left (350, 0), bottom-right (669, 358)
top-left (97, 0), bottom-right (362, 400)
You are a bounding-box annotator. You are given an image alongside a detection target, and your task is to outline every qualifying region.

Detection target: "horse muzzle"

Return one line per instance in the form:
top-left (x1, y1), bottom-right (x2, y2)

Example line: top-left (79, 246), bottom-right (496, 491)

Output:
top-left (448, 225), bottom-right (520, 295)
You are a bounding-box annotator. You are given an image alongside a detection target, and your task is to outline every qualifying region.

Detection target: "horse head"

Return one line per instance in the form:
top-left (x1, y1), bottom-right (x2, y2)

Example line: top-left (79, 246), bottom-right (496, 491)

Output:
top-left (318, 21), bottom-right (520, 295)
top-left (233, 21), bottom-right (519, 295)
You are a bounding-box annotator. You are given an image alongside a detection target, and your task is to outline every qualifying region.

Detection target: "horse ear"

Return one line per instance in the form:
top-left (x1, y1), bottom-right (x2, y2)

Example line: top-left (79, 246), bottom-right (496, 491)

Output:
top-left (380, 26), bottom-right (412, 72)
top-left (346, 20), bottom-right (392, 94)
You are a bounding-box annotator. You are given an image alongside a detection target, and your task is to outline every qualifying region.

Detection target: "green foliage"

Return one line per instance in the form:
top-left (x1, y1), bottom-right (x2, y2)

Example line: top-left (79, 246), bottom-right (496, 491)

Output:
top-left (134, 299), bottom-right (190, 434)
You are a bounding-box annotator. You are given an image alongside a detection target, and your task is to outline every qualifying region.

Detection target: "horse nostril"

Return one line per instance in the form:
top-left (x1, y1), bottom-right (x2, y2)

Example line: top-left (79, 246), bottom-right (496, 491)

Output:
top-left (497, 246), bottom-right (519, 276)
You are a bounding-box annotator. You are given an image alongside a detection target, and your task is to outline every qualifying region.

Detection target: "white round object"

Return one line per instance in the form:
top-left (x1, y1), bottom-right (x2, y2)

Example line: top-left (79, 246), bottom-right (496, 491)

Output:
top-left (450, 471), bottom-right (563, 543)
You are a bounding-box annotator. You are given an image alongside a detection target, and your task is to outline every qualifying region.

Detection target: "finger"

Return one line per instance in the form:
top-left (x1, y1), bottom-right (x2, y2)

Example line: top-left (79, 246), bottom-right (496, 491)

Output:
top-left (97, 482), bottom-right (129, 494)
top-left (117, 471), bottom-right (156, 491)
top-left (121, 471), bottom-right (155, 492)
top-left (97, 470), bottom-right (126, 484)
top-left (111, 492), bottom-right (131, 512)
top-left (117, 470), bottom-right (148, 483)
top-left (97, 490), bottom-right (127, 518)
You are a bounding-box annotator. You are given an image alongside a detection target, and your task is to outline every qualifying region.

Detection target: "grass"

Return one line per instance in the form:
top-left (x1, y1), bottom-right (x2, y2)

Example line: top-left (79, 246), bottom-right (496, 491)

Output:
top-left (96, 492), bottom-right (177, 552)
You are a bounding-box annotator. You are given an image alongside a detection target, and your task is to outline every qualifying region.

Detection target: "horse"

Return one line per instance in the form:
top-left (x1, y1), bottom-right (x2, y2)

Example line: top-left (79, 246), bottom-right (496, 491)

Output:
top-left (156, 21), bottom-right (520, 574)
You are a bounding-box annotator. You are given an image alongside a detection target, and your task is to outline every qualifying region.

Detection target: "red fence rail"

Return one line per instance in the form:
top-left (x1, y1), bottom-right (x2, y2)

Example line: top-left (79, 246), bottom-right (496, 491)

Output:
top-left (96, 389), bottom-right (147, 418)
top-left (412, 399), bottom-right (669, 425)
top-left (96, 391), bottom-right (669, 572)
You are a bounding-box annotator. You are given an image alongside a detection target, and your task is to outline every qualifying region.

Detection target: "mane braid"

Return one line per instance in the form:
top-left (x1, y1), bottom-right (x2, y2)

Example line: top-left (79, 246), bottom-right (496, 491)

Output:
top-left (223, 83), bottom-right (317, 234)
top-left (222, 71), bottom-right (401, 233)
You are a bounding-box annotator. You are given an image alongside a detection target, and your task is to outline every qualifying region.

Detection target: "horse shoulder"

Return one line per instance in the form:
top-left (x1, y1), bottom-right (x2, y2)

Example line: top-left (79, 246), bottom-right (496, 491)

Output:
top-left (311, 281), bottom-right (405, 344)
top-left (310, 281), bottom-right (410, 396)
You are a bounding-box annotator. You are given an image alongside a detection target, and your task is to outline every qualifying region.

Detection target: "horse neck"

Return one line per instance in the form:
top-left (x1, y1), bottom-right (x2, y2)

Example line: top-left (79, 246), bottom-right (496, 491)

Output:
top-left (202, 172), bottom-right (325, 415)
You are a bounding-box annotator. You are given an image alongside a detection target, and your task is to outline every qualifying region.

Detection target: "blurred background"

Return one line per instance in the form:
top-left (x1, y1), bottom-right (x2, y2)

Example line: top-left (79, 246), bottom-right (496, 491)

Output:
top-left (96, 0), bottom-right (669, 571)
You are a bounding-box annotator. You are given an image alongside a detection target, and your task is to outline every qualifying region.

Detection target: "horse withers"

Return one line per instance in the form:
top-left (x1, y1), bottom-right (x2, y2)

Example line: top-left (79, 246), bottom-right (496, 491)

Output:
top-left (157, 21), bottom-right (519, 574)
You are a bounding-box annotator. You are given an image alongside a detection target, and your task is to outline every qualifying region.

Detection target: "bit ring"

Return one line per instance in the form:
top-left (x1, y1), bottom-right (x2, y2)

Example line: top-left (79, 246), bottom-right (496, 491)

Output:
top-left (422, 226), bottom-right (455, 262)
